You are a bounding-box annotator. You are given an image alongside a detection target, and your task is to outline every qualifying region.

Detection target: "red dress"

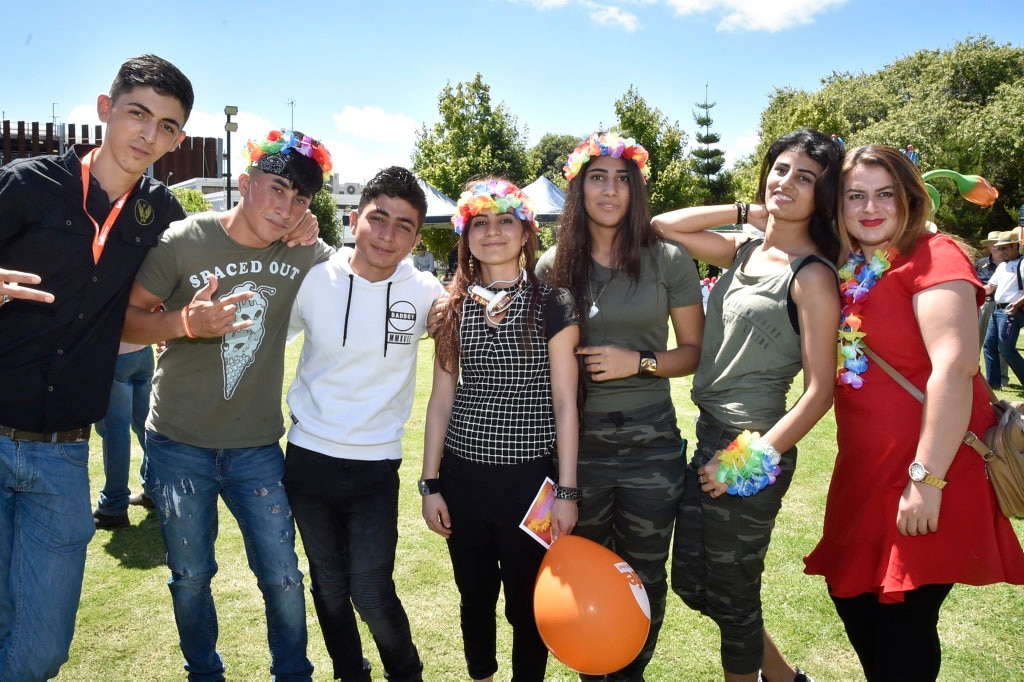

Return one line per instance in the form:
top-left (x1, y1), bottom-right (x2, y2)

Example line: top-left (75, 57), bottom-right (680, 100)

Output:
top-left (804, 233), bottom-right (1024, 603)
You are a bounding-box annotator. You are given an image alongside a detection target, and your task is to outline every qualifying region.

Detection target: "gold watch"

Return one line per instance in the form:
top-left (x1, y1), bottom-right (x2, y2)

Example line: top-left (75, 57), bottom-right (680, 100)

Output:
top-left (638, 350), bottom-right (658, 377)
top-left (908, 462), bottom-right (947, 489)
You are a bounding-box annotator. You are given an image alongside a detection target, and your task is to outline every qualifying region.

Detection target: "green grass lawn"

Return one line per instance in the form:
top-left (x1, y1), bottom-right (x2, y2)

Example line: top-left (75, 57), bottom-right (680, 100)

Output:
top-left (61, 336), bottom-right (1024, 680)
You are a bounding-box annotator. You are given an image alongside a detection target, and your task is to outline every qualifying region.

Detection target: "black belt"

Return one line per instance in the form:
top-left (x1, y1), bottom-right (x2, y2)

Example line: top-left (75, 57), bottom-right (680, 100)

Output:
top-left (0, 424), bottom-right (91, 443)
top-left (997, 302), bottom-right (1014, 309)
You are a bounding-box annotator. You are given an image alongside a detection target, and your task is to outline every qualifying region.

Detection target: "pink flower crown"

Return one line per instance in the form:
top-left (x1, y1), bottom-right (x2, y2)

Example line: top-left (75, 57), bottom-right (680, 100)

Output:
top-left (451, 179), bottom-right (537, 234)
top-left (242, 129), bottom-right (333, 181)
top-left (563, 132), bottom-right (651, 183)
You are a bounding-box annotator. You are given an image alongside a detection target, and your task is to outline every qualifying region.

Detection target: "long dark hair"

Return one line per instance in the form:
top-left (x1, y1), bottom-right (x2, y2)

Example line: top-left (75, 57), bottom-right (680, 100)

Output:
top-left (756, 128), bottom-right (844, 264)
top-left (434, 177), bottom-right (541, 374)
top-left (547, 133), bottom-right (654, 328)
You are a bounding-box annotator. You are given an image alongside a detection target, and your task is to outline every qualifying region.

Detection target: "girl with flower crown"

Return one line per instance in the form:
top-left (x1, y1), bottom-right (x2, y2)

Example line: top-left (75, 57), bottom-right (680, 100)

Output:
top-left (803, 145), bottom-right (1024, 681)
top-left (537, 132), bottom-right (704, 681)
top-left (652, 128), bottom-right (844, 682)
top-left (421, 177), bottom-right (580, 681)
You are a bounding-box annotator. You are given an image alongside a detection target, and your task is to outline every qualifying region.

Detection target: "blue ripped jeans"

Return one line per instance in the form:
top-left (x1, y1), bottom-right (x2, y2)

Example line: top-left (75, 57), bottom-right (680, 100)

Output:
top-left (142, 431), bottom-right (312, 682)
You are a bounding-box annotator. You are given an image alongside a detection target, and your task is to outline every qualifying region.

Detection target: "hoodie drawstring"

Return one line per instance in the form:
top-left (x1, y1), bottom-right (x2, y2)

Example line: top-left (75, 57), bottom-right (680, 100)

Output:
top-left (342, 272), bottom-right (394, 357)
top-left (342, 273), bottom-right (354, 347)
top-left (384, 281), bottom-right (392, 357)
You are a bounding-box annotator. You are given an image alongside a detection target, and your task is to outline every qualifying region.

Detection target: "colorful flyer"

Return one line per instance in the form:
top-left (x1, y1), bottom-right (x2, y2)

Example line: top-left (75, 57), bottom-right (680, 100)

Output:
top-left (519, 477), bottom-right (556, 548)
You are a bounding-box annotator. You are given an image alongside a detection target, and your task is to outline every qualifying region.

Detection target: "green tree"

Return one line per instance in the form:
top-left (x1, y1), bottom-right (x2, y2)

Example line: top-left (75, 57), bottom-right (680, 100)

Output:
top-left (310, 185), bottom-right (342, 247)
top-left (413, 74), bottom-right (529, 199)
top-left (526, 133), bottom-right (580, 191)
top-left (614, 86), bottom-right (705, 215)
top-left (172, 187), bottom-right (212, 214)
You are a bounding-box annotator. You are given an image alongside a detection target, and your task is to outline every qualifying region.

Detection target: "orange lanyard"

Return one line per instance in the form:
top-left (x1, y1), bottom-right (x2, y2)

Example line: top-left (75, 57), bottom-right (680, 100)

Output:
top-left (80, 149), bottom-right (131, 264)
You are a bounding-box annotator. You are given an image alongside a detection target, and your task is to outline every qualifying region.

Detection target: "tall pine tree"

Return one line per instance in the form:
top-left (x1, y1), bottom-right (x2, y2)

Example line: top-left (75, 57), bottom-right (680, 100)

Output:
top-left (690, 84), bottom-right (730, 203)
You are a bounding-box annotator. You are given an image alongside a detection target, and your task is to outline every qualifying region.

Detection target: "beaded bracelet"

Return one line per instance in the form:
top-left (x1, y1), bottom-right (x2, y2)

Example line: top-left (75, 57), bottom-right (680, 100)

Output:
top-left (180, 306), bottom-right (197, 339)
top-left (553, 485), bottom-right (582, 502)
top-left (715, 430), bottom-right (782, 497)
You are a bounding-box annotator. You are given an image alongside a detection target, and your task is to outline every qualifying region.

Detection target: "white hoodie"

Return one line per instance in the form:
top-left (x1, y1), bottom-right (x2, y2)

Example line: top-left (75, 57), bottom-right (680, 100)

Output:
top-left (286, 247), bottom-right (444, 460)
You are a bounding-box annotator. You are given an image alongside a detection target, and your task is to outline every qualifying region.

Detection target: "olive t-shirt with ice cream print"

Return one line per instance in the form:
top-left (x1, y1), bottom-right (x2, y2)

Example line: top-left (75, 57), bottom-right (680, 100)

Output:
top-left (136, 212), bottom-right (332, 449)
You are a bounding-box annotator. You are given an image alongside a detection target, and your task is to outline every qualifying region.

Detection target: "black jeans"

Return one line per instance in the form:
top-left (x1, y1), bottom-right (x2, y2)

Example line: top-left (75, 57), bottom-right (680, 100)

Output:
top-left (831, 583), bottom-right (953, 682)
top-left (284, 444), bottom-right (422, 682)
top-left (442, 454), bottom-right (554, 681)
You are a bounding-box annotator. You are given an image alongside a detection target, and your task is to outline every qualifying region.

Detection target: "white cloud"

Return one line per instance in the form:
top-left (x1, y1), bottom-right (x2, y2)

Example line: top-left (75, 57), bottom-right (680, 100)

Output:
top-left (662, 0), bottom-right (848, 33)
top-left (510, 0), bottom-right (846, 33)
top-left (586, 4), bottom-right (641, 32)
top-left (512, 0), bottom-right (573, 7)
top-left (724, 129), bottom-right (760, 168)
top-left (324, 137), bottom-right (417, 184)
top-left (326, 106), bottom-right (421, 182)
top-left (331, 106), bottom-right (419, 147)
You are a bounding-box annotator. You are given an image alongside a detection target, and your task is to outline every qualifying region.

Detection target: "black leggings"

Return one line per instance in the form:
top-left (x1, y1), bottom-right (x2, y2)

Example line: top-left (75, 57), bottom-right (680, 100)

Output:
top-left (831, 583), bottom-right (953, 682)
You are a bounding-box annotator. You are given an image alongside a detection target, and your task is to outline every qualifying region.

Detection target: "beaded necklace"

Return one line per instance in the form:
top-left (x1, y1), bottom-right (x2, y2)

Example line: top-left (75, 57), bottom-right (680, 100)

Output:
top-left (837, 248), bottom-right (896, 389)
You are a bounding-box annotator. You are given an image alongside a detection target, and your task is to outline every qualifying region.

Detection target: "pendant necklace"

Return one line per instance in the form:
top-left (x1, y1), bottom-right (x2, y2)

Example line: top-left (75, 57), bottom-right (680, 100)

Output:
top-left (588, 272), bottom-right (614, 318)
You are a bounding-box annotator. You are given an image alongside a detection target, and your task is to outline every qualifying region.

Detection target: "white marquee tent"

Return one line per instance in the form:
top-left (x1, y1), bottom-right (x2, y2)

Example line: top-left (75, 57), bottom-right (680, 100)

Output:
top-left (521, 175), bottom-right (566, 223)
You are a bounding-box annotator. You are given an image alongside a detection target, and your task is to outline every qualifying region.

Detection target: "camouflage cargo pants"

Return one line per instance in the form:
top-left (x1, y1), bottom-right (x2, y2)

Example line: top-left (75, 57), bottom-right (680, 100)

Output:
top-left (671, 410), bottom-right (796, 674)
top-left (575, 399), bottom-right (686, 681)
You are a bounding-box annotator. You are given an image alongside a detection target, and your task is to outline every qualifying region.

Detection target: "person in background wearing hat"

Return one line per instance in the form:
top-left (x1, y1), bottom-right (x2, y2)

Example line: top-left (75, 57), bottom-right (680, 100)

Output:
top-left (121, 129), bottom-right (331, 680)
top-left (974, 228), bottom-right (999, 337)
top-left (976, 230), bottom-right (1008, 384)
top-left (982, 227), bottom-right (1024, 388)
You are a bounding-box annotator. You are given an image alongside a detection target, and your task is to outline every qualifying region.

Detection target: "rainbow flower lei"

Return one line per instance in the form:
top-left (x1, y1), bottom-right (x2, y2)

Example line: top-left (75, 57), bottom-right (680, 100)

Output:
top-left (716, 430), bottom-right (782, 497)
top-left (242, 129), bottom-right (333, 180)
top-left (837, 248), bottom-right (896, 389)
top-left (451, 179), bottom-right (537, 234)
top-left (563, 132), bottom-right (651, 183)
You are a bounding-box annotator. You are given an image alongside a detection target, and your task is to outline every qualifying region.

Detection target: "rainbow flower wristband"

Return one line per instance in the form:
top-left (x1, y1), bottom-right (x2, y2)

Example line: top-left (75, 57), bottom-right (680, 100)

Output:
top-left (715, 430), bottom-right (782, 497)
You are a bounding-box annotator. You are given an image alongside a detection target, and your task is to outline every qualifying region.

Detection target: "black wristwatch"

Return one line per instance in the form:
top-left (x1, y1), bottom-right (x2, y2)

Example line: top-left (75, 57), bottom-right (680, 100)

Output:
top-left (638, 350), bottom-right (658, 377)
top-left (417, 478), bottom-right (442, 496)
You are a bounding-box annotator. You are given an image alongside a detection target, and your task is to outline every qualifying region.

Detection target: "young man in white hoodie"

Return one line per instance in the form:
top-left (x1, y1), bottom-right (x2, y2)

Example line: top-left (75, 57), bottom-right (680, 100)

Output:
top-left (284, 166), bottom-right (443, 682)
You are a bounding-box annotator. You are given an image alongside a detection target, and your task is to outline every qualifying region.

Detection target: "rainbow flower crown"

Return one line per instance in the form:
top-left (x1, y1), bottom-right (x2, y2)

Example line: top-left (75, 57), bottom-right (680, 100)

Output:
top-left (563, 132), bottom-right (651, 183)
top-left (451, 179), bottom-right (537, 234)
top-left (242, 129), bottom-right (333, 180)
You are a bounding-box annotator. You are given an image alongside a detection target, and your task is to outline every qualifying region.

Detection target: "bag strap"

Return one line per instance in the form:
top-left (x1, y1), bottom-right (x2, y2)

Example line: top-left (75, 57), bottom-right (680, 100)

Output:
top-left (861, 344), bottom-right (995, 461)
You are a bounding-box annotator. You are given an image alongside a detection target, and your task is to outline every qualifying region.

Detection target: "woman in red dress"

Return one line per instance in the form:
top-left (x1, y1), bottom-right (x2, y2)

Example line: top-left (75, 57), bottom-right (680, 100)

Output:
top-left (803, 145), bottom-right (1024, 681)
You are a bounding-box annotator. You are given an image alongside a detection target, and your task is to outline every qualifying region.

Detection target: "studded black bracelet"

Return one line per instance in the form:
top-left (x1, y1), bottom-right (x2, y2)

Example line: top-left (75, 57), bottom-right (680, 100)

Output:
top-left (553, 484), bottom-right (582, 501)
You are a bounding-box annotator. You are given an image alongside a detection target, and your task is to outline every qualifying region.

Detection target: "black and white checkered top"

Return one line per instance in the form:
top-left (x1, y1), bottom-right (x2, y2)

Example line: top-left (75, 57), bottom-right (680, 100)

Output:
top-left (444, 281), bottom-right (577, 465)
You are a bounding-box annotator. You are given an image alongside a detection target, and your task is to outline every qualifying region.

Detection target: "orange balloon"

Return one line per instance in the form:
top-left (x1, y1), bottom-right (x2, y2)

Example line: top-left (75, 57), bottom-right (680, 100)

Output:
top-left (533, 535), bottom-right (651, 675)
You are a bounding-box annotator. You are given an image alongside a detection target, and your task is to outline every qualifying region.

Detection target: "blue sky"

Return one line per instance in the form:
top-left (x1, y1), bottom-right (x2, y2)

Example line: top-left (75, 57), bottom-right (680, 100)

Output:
top-left (4, 1), bottom-right (1021, 185)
